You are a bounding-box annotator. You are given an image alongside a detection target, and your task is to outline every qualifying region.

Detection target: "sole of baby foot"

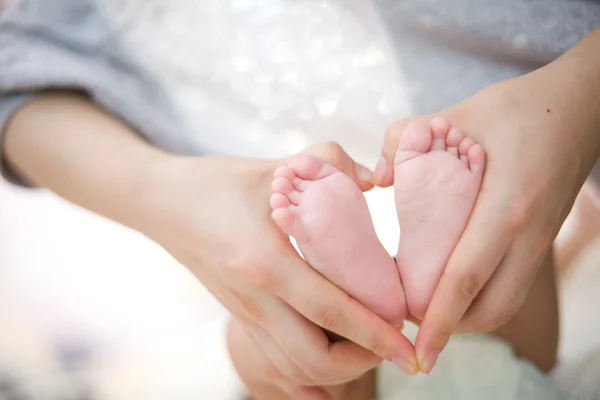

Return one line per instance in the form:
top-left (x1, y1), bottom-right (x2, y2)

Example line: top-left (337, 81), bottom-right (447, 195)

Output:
top-left (394, 117), bottom-right (485, 319)
top-left (270, 154), bottom-right (407, 326)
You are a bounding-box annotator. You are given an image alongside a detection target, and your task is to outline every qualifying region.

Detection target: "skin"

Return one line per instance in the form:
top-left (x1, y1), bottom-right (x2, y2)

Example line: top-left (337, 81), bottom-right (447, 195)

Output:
top-left (230, 249), bottom-right (558, 400)
top-left (394, 118), bottom-right (485, 320)
top-left (554, 180), bottom-right (600, 276)
top-left (228, 318), bottom-right (377, 400)
top-left (232, 120), bottom-right (557, 400)
top-left (2, 92), bottom-right (416, 396)
top-left (270, 155), bottom-right (408, 328)
top-left (372, 27), bottom-right (600, 373)
top-left (6, 23), bottom-right (598, 395)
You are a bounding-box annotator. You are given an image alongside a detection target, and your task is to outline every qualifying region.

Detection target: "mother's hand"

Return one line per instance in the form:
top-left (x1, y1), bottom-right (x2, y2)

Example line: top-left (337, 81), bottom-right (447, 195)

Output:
top-left (143, 142), bottom-right (417, 385)
top-left (4, 93), bottom-right (416, 387)
top-left (373, 28), bottom-right (600, 373)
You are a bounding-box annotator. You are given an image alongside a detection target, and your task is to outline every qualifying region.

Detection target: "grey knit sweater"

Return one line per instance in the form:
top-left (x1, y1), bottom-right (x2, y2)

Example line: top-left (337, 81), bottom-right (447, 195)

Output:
top-left (0, 0), bottom-right (598, 185)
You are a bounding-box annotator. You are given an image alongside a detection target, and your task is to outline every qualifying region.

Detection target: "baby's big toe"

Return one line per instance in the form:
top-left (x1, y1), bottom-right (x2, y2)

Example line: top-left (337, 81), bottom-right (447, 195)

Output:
top-left (394, 121), bottom-right (434, 165)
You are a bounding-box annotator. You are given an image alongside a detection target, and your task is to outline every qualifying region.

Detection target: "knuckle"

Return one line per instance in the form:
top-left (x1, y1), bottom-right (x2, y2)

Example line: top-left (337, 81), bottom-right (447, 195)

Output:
top-left (315, 308), bottom-right (346, 335)
top-left (285, 345), bottom-right (331, 385)
top-left (453, 270), bottom-right (486, 302)
top-left (487, 300), bottom-right (522, 330)
top-left (283, 369), bottom-right (311, 386)
top-left (467, 297), bottom-right (520, 333)
top-left (385, 120), bottom-right (406, 139)
top-left (302, 362), bottom-right (328, 384)
top-left (236, 297), bottom-right (265, 323)
top-left (490, 313), bottom-right (512, 330)
top-left (364, 332), bottom-right (390, 358)
top-left (227, 250), bottom-right (278, 291)
top-left (479, 312), bottom-right (512, 332)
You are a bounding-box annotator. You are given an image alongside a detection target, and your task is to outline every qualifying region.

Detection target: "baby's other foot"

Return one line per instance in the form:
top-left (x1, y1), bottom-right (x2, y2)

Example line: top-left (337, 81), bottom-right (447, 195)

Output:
top-left (394, 117), bottom-right (485, 319)
top-left (271, 155), bottom-right (406, 326)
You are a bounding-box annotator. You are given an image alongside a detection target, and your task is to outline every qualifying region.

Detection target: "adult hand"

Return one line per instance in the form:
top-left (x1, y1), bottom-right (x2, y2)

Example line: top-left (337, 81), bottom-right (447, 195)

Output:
top-left (142, 141), bottom-right (417, 385)
top-left (372, 28), bottom-right (600, 373)
top-left (4, 93), bottom-right (417, 387)
top-left (228, 318), bottom-right (332, 400)
top-left (228, 318), bottom-right (376, 400)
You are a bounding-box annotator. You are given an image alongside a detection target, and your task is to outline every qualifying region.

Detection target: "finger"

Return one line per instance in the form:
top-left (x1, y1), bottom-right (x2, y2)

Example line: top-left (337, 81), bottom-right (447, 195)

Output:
top-left (302, 142), bottom-right (374, 192)
top-left (227, 318), bottom-right (286, 382)
top-left (457, 229), bottom-right (552, 333)
top-left (371, 120), bottom-right (411, 187)
top-left (468, 249), bottom-right (559, 373)
top-left (272, 253), bottom-right (418, 375)
top-left (239, 292), bottom-right (368, 385)
top-left (257, 295), bottom-right (378, 384)
top-left (246, 317), bottom-right (312, 385)
top-left (414, 197), bottom-right (511, 373)
top-left (231, 321), bottom-right (329, 399)
top-left (373, 115), bottom-right (443, 186)
top-left (281, 384), bottom-right (330, 400)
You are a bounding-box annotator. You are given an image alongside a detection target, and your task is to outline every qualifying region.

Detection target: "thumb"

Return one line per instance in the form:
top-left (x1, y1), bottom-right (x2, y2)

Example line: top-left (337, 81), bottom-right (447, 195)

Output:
top-left (302, 142), bottom-right (374, 192)
top-left (372, 118), bottom-right (415, 187)
top-left (372, 115), bottom-right (437, 187)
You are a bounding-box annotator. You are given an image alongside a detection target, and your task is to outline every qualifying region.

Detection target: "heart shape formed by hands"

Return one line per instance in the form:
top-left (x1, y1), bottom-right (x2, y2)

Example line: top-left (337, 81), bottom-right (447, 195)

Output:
top-left (270, 116), bottom-right (484, 365)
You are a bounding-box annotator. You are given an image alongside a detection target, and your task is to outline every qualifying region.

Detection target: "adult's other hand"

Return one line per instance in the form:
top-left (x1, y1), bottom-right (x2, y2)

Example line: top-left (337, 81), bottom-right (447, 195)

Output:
top-left (144, 142), bottom-right (417, 383)
top-left (372, 28), bottom-right (600, 373)
top-left (4, 94), bottom-right (417, 386)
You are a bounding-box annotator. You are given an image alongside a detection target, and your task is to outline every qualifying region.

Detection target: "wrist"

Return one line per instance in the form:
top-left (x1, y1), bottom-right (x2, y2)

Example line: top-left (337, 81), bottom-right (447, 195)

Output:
top-left (104, 143), bottom-right (179, 233)
top-left (451, 58), bottom-right (600, 180)
top-left (137, 154), bottom-right (278, 247)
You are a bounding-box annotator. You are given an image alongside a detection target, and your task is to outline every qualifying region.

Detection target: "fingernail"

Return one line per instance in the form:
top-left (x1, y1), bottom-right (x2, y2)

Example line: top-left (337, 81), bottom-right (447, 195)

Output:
top-left (371, 156), bottom-right (387, 185)
top-left (418, 351), bottom-right (439, 374)
top-left (355, 163), bottom-right (373, 183)
top-left (391, 357), bottom-right (418, 376)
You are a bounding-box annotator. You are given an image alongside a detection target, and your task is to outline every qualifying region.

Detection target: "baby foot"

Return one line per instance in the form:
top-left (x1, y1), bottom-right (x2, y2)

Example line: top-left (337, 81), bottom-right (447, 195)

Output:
top-left (394, 117), bottom-right (485, 319)
top-left (271, 155), bottom-right (406, 326)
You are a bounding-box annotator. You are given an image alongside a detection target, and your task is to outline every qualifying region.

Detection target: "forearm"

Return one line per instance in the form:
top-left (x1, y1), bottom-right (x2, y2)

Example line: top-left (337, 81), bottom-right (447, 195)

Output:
top-left (3, 91), bottom-right (173, 232)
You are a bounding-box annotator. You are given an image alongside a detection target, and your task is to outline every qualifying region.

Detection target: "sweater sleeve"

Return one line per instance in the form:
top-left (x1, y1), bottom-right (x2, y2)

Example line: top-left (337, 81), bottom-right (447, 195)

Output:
top-left (0, 0), bottom-right (197, 187)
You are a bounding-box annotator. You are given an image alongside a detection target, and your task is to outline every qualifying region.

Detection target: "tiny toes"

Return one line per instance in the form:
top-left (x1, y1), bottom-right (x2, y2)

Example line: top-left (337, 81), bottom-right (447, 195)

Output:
top-left (445, 126), bottom-right (464, 157)
top-left (288, 190), bottom-right (301, 205)
top-left (431, 117), bottom-right (451, 151)
top-left (431, 117), bottom-right (450, 134)
top-left (270, 193), bottom-right (290, 210)
top-left (458, 137), bottom-right (475, 163)
top-left (272, 177), bottom-right (294, 194)
top-left (394, 119), bottom-right (486, 319)
top-left (274, 165), bottom-right (296, 180)
top-left (467, 144), bottom-right (486, 175)
top-left (292, 177), bottom-right (308, 192)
